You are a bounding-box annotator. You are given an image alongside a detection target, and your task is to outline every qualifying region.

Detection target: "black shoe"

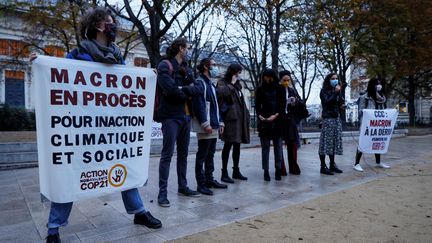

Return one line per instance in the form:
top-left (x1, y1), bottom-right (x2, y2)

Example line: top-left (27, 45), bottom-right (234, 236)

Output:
top-left (158, 197), bottom-right (170, 207)
top-left (46, 234), bottom-right (60, 243)
top-left (320, 166), bottom-right (334, 175)
top-left (178, 187), bottom-right (201, 197)
top-left (206, 179), bottom-right (228, 189)
top-left (330, 164), bottom-right (343, 173)
top-left (134, 211), bottom-right (162, 229)
top-left (275, 169), bottom-right (282, 181)
top-left (197, 186), bottom-right (214, 195)
top-left (232, 167), bottom-right (248, 180)
top-left (264, 169), bottom-right (271, 181)
top-left (221, 169), bottom-right (235, 183)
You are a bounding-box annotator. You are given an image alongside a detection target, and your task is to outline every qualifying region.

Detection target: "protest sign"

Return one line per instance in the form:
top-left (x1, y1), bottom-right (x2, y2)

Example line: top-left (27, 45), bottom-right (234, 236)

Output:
top-left (33, 55), bottom-right (156, 203)
top-left (358, 109), bottom-right (398, 154)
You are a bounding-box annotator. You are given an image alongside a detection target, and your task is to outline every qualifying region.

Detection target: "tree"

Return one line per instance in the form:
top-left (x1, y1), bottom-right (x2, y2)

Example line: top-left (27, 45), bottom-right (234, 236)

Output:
top-left (280, 1), bottom-right (320, 103)
top-left (356, 0), bottom-right (432, 125)
top-left (105, 0), bottom-right (223, 67)
top-left (223, 3), bottom-right (270, 91)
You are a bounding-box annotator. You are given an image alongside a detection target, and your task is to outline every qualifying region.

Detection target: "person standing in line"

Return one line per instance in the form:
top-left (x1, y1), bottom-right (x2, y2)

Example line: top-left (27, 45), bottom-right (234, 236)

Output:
top-left (191, 58), bottom-right (228, 195)
top-left (156, 37), bottom-right (203, 207)
top-left (255, 69), bottom-right (284, 181)
top-left (39, 7), bottom-right (162, 243)
top-left (353, 77), bottom-right (391, 172)
top-left (279, 70), bottom-right (301, 175)
top-left (217, 63), bottom-right (250, 183)
top-left (318, 73), bottom-right (345, 175)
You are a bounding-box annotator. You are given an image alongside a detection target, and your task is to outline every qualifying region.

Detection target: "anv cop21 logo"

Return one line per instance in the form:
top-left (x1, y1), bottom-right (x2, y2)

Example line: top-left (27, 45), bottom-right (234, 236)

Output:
top-left (109, 164), bottom-right (128, 187)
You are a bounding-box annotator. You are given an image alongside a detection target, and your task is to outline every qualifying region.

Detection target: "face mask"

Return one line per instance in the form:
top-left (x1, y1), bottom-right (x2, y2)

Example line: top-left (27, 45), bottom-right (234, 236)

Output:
top-left (330, 79), bottom-right (339, 87)
top-left (236, 74), bottom-right (241, 80)
top-left (281, 80), bottom-right (291, 88)
top-left (101, 23), bottom-right (117, 42)
top-left (209, 66), bottom-right (219, 77)
top-left (184, 50), bottom-right (192, 62)
top-left (376, 84), bottom-right (382, 91)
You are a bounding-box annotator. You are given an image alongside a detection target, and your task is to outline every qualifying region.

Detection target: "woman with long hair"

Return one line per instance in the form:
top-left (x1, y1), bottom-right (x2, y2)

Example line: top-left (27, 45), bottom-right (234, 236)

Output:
top-left (217, 63), bottom-right (250, 183)
top-left (255, 69), bottom-right (284, 181)
top-left (353, 77), bottom-right (391, 171)
top-left (318, 73), bottom-right (345, 175)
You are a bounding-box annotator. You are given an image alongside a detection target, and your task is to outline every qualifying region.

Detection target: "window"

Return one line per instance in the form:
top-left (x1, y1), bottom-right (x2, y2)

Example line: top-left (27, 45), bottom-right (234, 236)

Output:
top-left (0, 39), bottom-right (29, 57)
top-left (44, 45), bottom-right (65, 57)
top-left (134, 57), bottom-right (149, 67)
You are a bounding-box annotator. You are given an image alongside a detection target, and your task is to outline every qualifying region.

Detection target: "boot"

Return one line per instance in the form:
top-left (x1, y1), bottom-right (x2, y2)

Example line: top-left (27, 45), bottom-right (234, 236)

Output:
top-left (232, 167), bottom-right (248, 180)
top-left (264, 169), bottom-right (270, 181)
top-left (320, 165), bottom-right (334, 175)
top-left (221, 169), bottom-right (234, 183)
top-left (329, 163), bottom-right (343, 173)
top-left (280, 159), bottom-right (288, 176)
top-left (275, 168), bottom-right (282, 181)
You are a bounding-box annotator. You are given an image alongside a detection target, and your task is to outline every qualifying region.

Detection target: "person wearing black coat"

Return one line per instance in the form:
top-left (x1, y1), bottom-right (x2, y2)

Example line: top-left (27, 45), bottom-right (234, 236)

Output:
top-left (255, 69), bottom-right (285, 181)
top-left (279, 70), bottom-right (301, 175)
top-left (318, 73), bottom-right (345, 175)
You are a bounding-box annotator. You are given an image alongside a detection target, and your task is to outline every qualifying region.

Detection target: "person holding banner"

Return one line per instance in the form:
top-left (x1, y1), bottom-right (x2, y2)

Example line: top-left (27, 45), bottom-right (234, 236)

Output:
top-left (354, 78), bottom-right (391, 172)
top-left (156, 38), bottom-right (203, 207)
top-left (37, 7), bottom-right (162, 243)
top-left (191, 58), bottom-right (228, 195)
top-left (318, 73), bottom-right (345, 175)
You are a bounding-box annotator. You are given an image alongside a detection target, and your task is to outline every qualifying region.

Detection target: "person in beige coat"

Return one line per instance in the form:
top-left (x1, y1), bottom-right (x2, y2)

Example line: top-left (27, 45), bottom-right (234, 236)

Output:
top-left (217, 63), bottom-right (250, 183)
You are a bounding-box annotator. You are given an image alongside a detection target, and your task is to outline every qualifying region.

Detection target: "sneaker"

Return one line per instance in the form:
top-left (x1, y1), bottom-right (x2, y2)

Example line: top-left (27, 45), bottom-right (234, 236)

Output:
top-left (134, 211), bottom-right (162, 229)
top-left (197, 186), bottom-right (213, 195)
top-left (158, 197), bottom-right (170, 207)
top-left (178, 187), bottom-right (201, 197)
top-left (46, 234), bottom-right (60, 243)
top-left (206, 180), bottom-right (228, 189)
top-left (377, 163), bottom-right (390, 169)
top-left (320, 166), bottom-right (334, 175)
top-left (353, 164), bottom-right (364, 172)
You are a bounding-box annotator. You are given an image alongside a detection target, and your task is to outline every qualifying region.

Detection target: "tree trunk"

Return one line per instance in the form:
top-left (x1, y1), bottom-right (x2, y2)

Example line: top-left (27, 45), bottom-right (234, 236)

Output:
top-left (408, 75), bottom-right (416, 126)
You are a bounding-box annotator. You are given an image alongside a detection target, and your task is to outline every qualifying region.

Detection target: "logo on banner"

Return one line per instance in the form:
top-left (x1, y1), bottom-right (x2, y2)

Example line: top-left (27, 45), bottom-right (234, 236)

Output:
top-left (109, 164), bottom-right (127, 187)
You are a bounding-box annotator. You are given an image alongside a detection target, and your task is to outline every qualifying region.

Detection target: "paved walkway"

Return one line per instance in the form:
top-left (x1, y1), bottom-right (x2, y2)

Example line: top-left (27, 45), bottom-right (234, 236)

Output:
top-left (0, 135), bottom-right (430, 242)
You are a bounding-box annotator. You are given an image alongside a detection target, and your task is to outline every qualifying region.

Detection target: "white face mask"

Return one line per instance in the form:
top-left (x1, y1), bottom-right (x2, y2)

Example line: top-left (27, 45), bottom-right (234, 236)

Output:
top-left (376, 85), bottom-right (382, 91)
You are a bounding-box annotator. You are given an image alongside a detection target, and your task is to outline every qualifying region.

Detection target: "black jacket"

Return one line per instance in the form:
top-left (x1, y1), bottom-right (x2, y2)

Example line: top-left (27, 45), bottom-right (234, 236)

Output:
top-left (255, 83), bottom-right (285, 138)
top-left (320, 88), bottom-right (344, 119)
top-left (156, 58), bottom-right (202, 120)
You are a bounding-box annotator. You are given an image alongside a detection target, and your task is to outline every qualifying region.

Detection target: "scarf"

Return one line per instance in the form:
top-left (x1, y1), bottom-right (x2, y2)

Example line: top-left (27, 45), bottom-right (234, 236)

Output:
top-left (80, 39), bottom-right (123, 64)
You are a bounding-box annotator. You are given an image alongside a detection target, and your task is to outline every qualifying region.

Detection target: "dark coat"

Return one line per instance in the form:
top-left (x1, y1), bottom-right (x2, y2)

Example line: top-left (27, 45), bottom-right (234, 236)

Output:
top-left (320, 88), bottom-right (345, 119)
top-left (217, 80), bottom-right (250, 144)
top-left (255, 83), bottom-right (285, 138)
top-left (156, 58), bottom-right (202, 120)
top-left (280, 87), bottom-right (300, 142)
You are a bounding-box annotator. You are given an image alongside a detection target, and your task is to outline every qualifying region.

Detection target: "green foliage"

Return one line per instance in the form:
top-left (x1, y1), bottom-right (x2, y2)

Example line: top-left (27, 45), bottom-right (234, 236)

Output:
top-left (0, 105), bottom-right (36, 131)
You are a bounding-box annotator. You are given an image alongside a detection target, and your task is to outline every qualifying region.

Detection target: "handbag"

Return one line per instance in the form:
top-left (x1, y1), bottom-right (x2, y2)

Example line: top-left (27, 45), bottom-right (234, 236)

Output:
top-left (191, 79), bottom-right (210, 133)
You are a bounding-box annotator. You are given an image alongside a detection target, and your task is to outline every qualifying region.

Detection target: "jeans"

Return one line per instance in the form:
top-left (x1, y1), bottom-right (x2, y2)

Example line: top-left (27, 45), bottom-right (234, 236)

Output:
top-left (47, 188), bottom-right (145, 233)
top-left (260, 136), bottom-right (283, 170)
top-left (195, 138), bottom-right (216, 187)
top-left (158, 117), bottom-right (191, 199)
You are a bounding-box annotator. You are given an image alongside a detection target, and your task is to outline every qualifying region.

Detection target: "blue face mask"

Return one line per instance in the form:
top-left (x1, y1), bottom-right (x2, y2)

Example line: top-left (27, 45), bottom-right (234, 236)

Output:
top-left (184, 50), bottom-right (192, 62)
top-left (330, 79), bottom-right (339, 87)
top-left (209, 66), bottom-right (219, 77)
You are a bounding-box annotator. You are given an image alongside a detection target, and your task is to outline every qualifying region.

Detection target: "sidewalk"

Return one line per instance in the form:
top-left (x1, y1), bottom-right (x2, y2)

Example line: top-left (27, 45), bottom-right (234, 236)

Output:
top-left (0, 135), bottom-right (431, 242)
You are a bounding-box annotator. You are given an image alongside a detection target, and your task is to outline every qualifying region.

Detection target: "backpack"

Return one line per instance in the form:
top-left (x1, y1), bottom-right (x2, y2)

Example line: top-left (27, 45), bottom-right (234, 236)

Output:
top-left (153, 59), bottom-right (173, 122)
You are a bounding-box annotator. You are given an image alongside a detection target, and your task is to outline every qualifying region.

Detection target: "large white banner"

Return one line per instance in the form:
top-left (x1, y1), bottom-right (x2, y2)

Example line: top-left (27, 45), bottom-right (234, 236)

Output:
top-left (33, 55), bottom-right (156, 203)
top-left (358, 109), bottom-right (398, 154)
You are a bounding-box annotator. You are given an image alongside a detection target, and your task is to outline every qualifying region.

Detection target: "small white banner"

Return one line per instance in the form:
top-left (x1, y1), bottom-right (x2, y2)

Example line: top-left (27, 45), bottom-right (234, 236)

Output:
top-left (33, 55), bottom-right (156, 203)
top-left (358, 109), bottom-right (398, 154)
